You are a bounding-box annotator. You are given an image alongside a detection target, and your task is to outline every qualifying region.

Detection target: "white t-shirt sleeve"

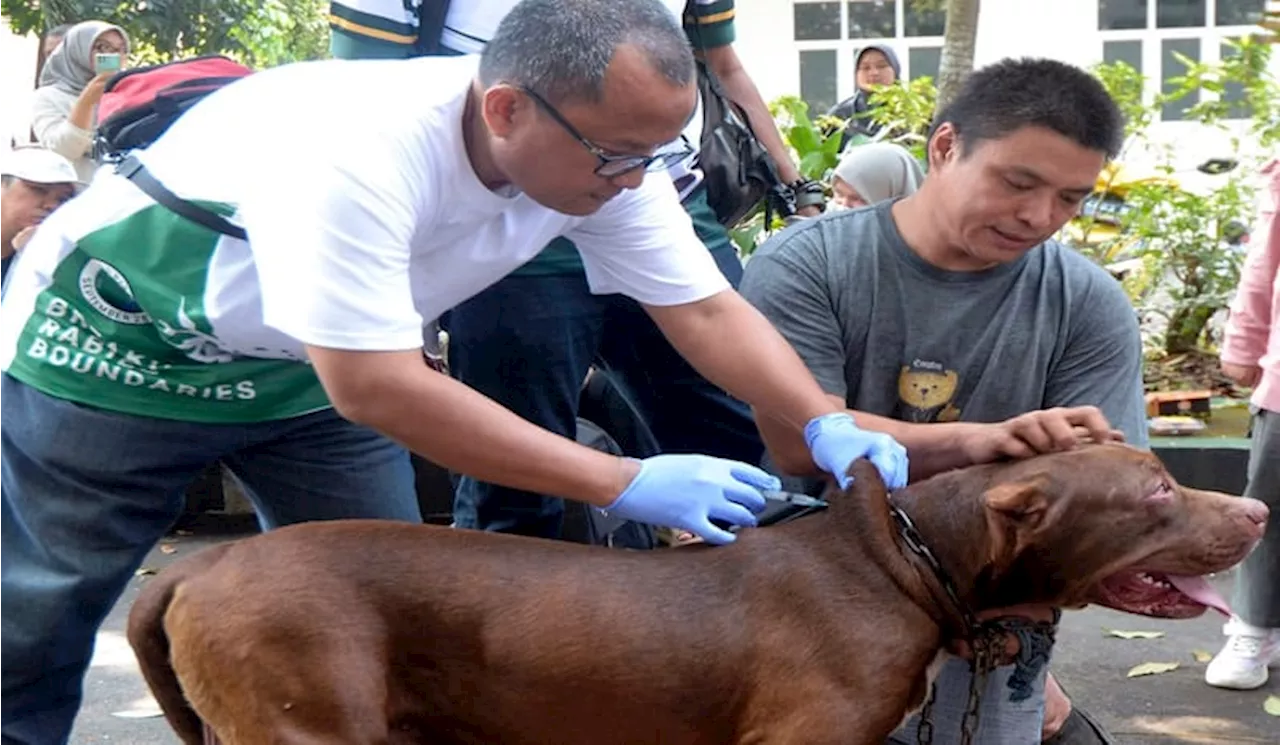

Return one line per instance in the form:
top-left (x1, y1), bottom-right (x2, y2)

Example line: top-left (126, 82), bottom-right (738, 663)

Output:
top-left (566, 176), bottom-right (732, 306)
top-left (237, 142), bottom-right (427, 353)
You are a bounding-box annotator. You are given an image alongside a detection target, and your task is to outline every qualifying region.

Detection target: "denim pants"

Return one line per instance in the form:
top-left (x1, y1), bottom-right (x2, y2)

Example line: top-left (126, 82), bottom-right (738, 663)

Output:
top-left (447, 242), bottom-right (762, 539)
top-left (1235, 406), bottom-right (1280, 627)
top-left (888, 656), bottom-right (1048, 744)
top-left (0, 375), bottom-right (420, 745)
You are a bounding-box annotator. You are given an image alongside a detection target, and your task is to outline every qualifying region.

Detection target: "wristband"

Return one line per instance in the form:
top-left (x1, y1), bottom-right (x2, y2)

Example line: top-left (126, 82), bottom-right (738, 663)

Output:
top-left (790, 179), bottom-right (827, 212)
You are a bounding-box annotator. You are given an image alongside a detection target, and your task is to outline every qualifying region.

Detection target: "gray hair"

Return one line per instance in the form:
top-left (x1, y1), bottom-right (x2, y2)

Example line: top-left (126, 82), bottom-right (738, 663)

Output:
top-left (478, 0), bottom-right (695, 104)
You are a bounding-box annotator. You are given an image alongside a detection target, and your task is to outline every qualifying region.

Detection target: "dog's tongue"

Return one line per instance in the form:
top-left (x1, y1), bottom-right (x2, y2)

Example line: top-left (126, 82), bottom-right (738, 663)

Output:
top-left (1167, 574), bottom-right (1232, 617)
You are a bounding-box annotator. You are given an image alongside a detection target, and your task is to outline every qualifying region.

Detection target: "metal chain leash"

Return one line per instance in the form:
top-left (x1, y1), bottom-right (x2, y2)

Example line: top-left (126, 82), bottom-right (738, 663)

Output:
top-left (894, 502), bottom-right (1061, 745)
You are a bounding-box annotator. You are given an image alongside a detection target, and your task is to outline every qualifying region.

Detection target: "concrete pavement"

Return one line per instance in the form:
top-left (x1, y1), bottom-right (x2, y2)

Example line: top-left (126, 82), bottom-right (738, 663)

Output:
top-left (67, 522), bottom-right (1278, 744)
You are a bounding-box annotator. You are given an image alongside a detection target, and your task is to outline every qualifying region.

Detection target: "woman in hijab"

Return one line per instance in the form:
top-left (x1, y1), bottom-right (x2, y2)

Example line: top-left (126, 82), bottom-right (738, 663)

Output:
top-left (30, 20), bottom-right (131, 181)
top-left (826, 44), bottom-right (901, 153)
top-left (829, 142), bottom-right (924, 210)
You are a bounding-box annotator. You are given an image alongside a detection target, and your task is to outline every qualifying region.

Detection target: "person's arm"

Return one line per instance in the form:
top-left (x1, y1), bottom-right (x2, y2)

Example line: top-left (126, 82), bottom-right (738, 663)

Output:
top-left (307, 347), bottom-right (636, 505)
top-left (30, 87), bottom-right (96, 161)
top-left (1220, 161), bottom-right (1279, 385)
top-left (569, 177), bottom-right (911, 487)
top-left (643, 289), bottom-right (843, 430)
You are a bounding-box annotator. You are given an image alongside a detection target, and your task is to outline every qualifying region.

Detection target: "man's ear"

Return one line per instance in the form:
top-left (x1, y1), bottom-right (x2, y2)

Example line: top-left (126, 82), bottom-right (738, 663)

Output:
top-left (481, 84), bottom-right (525, 140)
top-left (926, 122), bottom-right (960, 172)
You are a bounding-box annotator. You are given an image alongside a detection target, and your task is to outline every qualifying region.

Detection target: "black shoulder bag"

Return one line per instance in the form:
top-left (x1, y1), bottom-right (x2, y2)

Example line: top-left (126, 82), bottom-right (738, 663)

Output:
top-left (687, 15), bottom-right (790, 227)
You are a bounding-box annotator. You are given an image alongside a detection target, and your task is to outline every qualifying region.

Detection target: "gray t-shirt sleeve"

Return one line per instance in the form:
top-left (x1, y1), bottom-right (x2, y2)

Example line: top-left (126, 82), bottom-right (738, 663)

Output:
top-left (1044, 263), bottom-right (1149, 448)
top-left (739, 232), bottom-right (849, 401)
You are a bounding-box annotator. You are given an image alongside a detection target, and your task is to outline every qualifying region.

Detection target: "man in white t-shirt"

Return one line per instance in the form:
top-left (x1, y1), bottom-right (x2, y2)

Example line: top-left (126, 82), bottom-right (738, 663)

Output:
top-left (0, 1), bottom-right (906, 742)
top-left (332, 0), bottom-right (829, 541)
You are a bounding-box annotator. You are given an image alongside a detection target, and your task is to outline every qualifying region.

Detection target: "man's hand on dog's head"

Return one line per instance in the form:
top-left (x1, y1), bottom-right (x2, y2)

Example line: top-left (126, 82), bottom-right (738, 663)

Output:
top-left (960, 406), bottom-right (1124, 466)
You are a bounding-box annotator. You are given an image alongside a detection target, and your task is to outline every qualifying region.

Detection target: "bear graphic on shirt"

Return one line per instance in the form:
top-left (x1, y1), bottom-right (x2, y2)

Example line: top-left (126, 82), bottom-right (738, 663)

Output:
top-left (897, 360), bottom-right (961, 423)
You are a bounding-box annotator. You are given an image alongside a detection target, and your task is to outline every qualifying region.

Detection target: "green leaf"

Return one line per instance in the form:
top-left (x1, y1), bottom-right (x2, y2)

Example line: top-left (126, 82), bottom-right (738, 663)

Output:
top-left (1104, 629), bottom-right (1165, 639)
top-left (1126, 661), bottom-right (1180, 678)
top-left (787, 124), bottom-right (820, 155)
top-left (798, 152), bottom-right (829, 181)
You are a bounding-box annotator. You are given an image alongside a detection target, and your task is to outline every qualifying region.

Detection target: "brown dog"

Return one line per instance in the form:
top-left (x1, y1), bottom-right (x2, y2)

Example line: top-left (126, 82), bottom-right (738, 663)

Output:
top-left (128, 444), bottom-right (1266, 745)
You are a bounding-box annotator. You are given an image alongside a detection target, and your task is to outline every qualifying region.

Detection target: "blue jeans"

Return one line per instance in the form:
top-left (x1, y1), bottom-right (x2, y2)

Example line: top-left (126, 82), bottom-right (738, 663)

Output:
top-left (447, 243), bottom-right (762, 539)
top-left (0, 375), bottom-right (419, 745)
top-left (888, 656), bottom-right (1048, 744)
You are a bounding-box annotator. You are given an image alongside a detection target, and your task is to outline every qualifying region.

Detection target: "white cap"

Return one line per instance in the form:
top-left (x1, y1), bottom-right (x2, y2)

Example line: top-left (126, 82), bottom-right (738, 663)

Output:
top-left (2, 147), bottom-right (84, 191)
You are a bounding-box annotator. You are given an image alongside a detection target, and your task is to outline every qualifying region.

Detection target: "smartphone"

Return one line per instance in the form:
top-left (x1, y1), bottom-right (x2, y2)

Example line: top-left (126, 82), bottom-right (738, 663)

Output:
top-left (94, 53), bottom-right (122, 74)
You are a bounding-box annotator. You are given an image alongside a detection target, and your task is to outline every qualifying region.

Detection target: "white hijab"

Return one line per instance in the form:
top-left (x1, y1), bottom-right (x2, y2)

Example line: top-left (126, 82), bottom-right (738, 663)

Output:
top-left (832, 142), bottom-right (925, 204)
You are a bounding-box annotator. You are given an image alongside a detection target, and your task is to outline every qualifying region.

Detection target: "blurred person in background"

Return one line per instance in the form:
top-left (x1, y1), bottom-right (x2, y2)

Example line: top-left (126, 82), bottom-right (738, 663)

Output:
top-left (1, 147), bottom-right (81, 283)
top-left (30, 20), bottom-right (130, 182)
top-left (1206, 157), bottom-right (1280, 690)
top-left (826, 44), bottom-right (901, 152)
top-left (828, 141), bottom-right (923, 210)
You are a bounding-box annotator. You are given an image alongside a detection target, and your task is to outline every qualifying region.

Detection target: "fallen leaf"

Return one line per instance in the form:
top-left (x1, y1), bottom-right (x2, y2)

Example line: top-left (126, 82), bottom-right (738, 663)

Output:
top-left (134, 567), bottom-right (156, 577)
top-left (1265, 695), bottom-right (1280, 717)
top-left (1105, 629), bottom-right (1165, 639)
top-left (1126, 661), bottom-right (1180, 678)
top-left (111, 707), bottom-right (163, 719)
top-left (1191, 650), bottom-right (1213, 663)
top-left (159, 545), bottom-right (177, 555)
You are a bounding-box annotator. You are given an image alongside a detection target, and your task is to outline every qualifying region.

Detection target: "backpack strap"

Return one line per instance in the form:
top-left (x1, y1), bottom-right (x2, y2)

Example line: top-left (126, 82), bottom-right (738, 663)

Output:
top-left (418, 0), bottom-right (455, 55)
top-left (115, 155), bottom-right (248, 241)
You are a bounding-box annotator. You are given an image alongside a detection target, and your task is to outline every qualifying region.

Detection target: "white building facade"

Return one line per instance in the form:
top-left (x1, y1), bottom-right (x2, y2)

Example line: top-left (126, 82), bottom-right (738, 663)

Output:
top-left (733, 0), bottom-right (1278, 173)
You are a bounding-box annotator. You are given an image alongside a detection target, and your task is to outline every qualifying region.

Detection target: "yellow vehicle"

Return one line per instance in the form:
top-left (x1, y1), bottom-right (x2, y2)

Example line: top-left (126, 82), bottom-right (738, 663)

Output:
top-left (1061, 157), bottom-right (1241, 273)
top-left (1061, 162), bottom-right (1181, 265)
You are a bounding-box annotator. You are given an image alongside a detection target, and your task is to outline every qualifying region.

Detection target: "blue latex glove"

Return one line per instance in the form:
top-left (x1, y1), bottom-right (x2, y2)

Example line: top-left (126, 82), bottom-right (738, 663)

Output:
top-left (805, 412), bottom-right (909, 490)
top-left (600, 454), bottom-right (778, 545)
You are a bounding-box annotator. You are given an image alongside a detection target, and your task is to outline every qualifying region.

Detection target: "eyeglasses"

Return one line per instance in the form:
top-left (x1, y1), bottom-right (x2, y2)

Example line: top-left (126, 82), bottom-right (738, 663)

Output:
top-left (518, 85), bottom-right (693, 179)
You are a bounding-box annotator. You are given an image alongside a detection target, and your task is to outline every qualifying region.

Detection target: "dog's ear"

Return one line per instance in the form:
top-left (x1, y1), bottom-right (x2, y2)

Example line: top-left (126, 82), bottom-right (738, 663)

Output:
top-left (983, 479), bottom-right (1048, 520)
top-left (982, 478), bottom-right (1050, 566)
top-left (845, 458), bottom-right (888, 500)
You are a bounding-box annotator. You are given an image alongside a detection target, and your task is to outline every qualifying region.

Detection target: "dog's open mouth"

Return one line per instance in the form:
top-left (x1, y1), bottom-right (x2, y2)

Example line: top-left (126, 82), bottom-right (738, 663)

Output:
top-left (1092, 571), bottom-right (1232, 619)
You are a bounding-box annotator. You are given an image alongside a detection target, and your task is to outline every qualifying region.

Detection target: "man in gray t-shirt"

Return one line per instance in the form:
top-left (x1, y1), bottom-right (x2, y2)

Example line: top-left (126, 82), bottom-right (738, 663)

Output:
top-left (741, 58), bottom-right (1143, 744)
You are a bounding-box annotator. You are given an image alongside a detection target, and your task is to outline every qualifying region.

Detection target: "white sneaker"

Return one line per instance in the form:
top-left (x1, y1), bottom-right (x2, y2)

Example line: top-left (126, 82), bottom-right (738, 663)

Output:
top-left (1204, 617), bottom-right (1280, 690)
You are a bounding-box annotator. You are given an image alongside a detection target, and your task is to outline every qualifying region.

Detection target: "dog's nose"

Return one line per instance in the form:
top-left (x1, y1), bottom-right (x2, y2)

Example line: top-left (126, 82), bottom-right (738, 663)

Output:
top-left (1241, 498), bottom-right (1270, 527)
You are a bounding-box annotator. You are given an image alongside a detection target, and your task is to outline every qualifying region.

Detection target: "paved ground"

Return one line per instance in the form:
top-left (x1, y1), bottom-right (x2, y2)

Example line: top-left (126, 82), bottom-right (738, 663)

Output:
top-left (69, 521), bottom-right (1278, 745)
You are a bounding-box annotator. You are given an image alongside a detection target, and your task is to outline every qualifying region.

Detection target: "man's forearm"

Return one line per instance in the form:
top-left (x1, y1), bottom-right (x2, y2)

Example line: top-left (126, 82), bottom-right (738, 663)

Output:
top-left (646, 290), bottom-right (841, 435)
top-left (758, 403), bottom-right (976, 481)
top-left (842, 412), bottom-right (976, 480)
top-left (306, 347), bottom-right (637, 507)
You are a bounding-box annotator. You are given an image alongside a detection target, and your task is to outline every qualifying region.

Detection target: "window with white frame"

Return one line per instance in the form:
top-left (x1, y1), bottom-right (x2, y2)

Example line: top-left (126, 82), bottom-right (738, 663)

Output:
top-left (1098, 0), bottom-right (1266, 121)
top-left (793, 0), bottom-right (945, 116)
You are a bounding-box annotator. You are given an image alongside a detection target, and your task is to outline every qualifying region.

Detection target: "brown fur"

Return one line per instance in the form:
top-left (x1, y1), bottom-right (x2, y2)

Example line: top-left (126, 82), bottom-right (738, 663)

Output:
top-left (127, 444), bottom-right (1266, 745)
